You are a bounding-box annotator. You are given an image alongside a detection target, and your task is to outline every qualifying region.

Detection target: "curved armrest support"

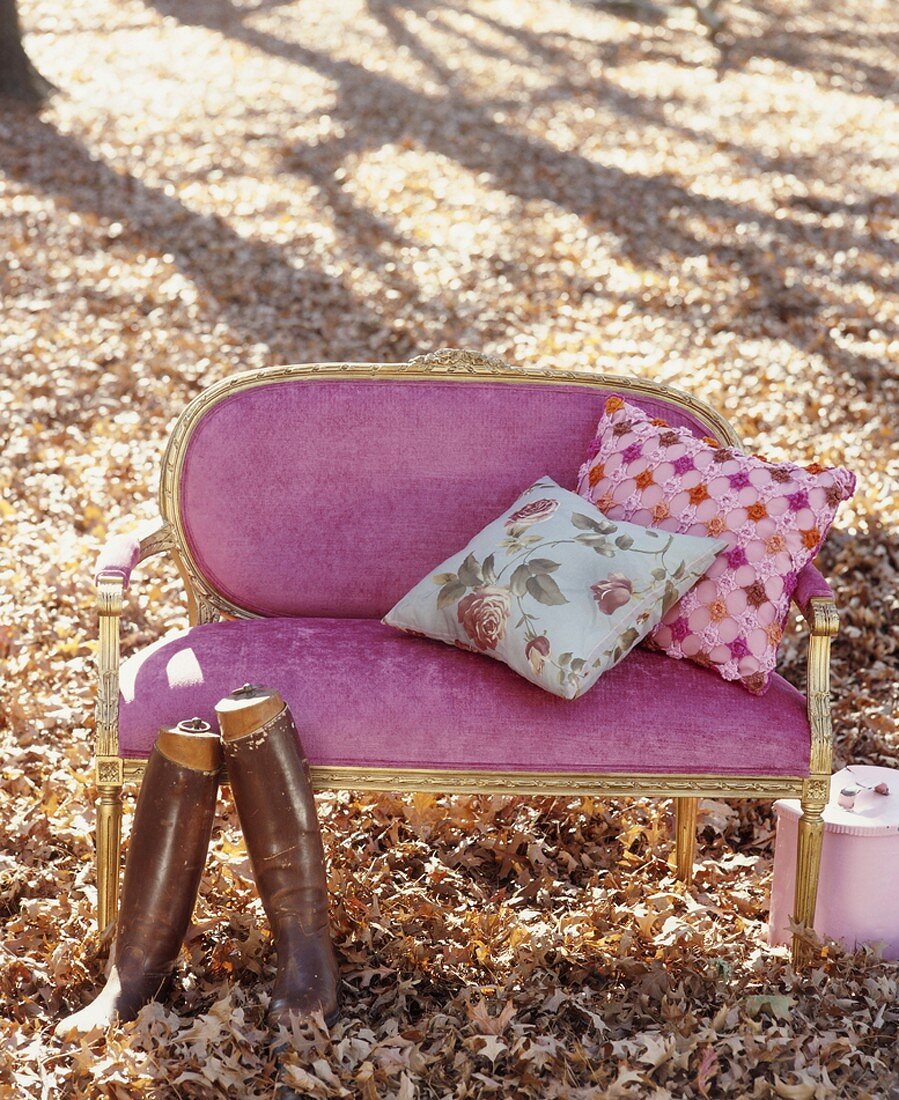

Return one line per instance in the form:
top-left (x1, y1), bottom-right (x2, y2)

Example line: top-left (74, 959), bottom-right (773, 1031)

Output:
top-left (94, 522), bottom-right (176, 588)
top-left (793, 564), bottom-right (840, 791)
top-left (793, 563), bottom-right (839, 636)
top-left (94, 521), bottom-right (176, 774)
top-left (96, 576), bottom-right (125, 763)
top-left (94, 533), bottom-right (141, 587)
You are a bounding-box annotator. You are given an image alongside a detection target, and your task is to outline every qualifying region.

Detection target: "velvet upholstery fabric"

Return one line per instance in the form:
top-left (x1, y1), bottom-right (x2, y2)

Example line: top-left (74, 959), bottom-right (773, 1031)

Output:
top-left (178, 379), bottom-right (724, 618)
top-left (793, 562), bottom-right (835, 618)
top-left (95, 533), bottom-right (141, 587)
top-left (118, 617), bottom-right (811, 776)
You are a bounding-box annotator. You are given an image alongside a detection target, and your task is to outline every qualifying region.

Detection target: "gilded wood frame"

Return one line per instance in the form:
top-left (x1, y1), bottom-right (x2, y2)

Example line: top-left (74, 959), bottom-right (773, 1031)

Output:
top-left (92, 349), bottom-right (837, 967)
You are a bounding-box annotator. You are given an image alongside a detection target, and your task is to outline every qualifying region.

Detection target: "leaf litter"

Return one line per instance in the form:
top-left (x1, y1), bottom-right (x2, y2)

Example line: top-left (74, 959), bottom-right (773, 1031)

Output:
top-left (1, 0), bottom-right (897, 1096)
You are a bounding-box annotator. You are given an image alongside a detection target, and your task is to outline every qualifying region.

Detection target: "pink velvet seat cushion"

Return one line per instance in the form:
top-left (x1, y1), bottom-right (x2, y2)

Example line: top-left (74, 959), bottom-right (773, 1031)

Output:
top-left (118, 618), bottom-right (810, 777)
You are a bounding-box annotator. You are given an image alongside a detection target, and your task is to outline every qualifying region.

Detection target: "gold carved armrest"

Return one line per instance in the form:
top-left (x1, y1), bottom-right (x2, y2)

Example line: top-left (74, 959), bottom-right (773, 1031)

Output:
top-left (95, 522), bottom-right (177, 783)
top-left (795, 584), bottom-right (840, 789)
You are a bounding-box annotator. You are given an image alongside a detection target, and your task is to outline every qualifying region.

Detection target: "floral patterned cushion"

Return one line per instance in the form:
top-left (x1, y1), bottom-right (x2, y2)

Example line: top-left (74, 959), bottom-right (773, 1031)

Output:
top-left (383, 478), bottom-right (725, 699)
top-left (577, 396), bottom-right (856, 694)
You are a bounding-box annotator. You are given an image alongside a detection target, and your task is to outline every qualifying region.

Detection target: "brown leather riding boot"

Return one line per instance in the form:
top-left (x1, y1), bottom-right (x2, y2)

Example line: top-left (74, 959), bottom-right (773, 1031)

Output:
top-left (216, 685), bottom-right (340, 1029)
top-left (56, 719), bottom-right (221, 1036)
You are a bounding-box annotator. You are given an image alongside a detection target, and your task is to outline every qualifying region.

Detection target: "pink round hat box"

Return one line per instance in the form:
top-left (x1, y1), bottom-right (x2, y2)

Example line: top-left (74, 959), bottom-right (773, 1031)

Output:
top-left (770, 765), bottom-right (899, 958)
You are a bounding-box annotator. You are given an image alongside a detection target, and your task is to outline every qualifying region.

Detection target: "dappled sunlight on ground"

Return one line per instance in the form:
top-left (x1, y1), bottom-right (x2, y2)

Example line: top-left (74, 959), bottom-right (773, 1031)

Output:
top-left (1, 0), bottom-right (897, 1094)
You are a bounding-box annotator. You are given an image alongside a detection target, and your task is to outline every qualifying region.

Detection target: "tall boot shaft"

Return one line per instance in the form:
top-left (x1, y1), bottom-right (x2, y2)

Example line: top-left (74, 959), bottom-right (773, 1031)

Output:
top-left (218, 690), bottom-right (329, 931)
top-left (217, 686), bottom-right (340, 1027)
top-left (56, 719), bottom-right (221, 1036)
top-left (116, 723), bottom-right (221, 981)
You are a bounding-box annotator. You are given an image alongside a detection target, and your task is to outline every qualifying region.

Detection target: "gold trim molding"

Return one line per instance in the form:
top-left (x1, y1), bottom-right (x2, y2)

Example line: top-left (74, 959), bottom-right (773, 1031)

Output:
top-left (118, 758), bottom-right (805, 799)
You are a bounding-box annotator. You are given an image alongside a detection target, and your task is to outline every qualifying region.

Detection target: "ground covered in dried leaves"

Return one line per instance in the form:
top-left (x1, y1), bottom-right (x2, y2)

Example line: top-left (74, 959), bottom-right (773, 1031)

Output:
top-left (1, 0), bottom-right (898, 1096)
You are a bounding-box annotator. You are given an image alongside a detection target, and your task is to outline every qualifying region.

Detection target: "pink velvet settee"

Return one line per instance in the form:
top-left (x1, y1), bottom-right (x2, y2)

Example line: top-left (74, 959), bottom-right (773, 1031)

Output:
top-left (91, 349), bottom-right (840, 965)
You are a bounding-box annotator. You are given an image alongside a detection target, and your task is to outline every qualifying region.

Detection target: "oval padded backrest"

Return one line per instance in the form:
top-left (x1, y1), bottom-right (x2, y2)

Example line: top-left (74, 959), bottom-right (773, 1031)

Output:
top-left (175, 376), bottom-right (730, 618)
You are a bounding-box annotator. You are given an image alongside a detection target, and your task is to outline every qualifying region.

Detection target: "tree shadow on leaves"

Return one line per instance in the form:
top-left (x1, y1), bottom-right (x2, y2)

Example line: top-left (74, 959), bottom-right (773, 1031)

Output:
top-left (0, 109), bottom-right (420, 366)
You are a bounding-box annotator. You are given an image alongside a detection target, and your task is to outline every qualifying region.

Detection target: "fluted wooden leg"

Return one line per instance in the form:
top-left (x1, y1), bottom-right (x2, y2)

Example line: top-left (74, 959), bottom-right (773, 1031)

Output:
top-left (96, 784), bottom-right (123, 933)
top-left (674, 797), bottom-right (698, 884)
top-left (792, 780), bottom-right (826, 966)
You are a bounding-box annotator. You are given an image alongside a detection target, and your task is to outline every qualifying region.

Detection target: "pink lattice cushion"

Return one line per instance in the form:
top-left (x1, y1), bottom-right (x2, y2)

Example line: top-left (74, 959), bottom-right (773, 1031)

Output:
top-left (576, 396), bottom-right (855, 694)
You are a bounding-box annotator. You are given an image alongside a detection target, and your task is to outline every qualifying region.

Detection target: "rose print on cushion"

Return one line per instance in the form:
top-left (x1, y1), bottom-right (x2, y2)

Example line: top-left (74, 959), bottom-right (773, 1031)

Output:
top-left (577, 396), bottom-right (855, 694)
top-left (505, 497), bottom-right (559, 532)
top-left (525, 635), bottom-right (551, 674)
top-left (456, 587), bottom-right (513, 650)
top-left (591, 574), bottom-right (634, 614)
top-left (383, 478), bottom-right (725, 699)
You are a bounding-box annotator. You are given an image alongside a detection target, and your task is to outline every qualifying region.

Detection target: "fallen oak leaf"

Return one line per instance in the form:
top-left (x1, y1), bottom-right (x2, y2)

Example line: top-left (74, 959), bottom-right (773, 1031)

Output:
top-left (695, 1045), bottom-right (719, 1098)
top-left (773, 1074), bottom-right (818, 1099)
top-left (744, 994), bottom-right (795, 1021)
top-left (636, 1031), bottom-right (675, 1069)
top-left (463, 1034), bottom-right (508, 1064)
top-left (465, 996), bottom-right (516, 1035)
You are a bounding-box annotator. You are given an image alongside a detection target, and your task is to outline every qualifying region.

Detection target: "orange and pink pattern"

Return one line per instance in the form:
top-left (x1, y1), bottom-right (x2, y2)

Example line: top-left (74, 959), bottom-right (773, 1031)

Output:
top-left (577, 397), bottom-right (855, 694)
